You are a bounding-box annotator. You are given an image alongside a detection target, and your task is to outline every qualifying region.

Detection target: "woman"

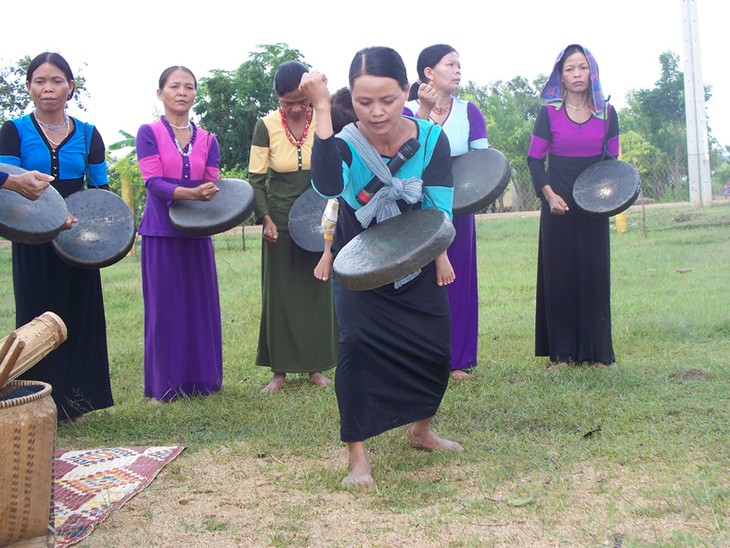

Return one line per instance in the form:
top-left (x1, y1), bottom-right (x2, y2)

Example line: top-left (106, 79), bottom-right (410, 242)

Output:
top-left (249, 61), bottom-right (337, 393)
top-left (527, 44), bottom-right (619, 371)
top-left (301, 46), bottom-right (463, 490)
top-left (404, 44), bottom-right (489, 380)
top-left (136, 66), bottom-right (223, 402)
top-left (0, 52), bottom-right (113, 421)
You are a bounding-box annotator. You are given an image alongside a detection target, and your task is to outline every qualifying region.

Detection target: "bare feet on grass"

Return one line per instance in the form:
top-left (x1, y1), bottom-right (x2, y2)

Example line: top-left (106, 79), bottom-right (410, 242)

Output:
top-left (308, 372), bottom-right (332, 387)
top-left (407, 418), bottom-right (463, 452)
top-left (450, 369), bottom-right (471, 380)
top-left (260, 372), bottom-right (286, 393)
top-left (547, 362), bottom-right (569, 372)
top-left (341, 442), bottom-right (376, 490)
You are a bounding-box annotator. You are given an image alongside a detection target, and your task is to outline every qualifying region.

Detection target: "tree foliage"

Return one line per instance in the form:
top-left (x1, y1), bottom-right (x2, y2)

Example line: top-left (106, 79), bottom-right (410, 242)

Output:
top-left (194, 43), bottom-right (307, 171)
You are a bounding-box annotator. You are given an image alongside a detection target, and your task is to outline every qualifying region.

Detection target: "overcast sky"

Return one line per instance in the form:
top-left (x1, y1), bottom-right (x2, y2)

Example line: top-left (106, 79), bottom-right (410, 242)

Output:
top-left (3, 0), bottom-right (727, 155)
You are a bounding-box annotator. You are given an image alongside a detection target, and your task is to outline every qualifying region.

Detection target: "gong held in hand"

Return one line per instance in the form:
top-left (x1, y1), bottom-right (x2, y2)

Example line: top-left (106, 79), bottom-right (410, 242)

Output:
top-left (169, 178), bottom-right (255, 236)
top-left (333, 208), bottom-right (455, 291)
top-left (0, 163), bottom-right (68, 245)
top-left (451, 148), bottom-right (511, 216)
top-left (573, 159), bottom-right (641, 217)
top-left (52, 189), bottom-right (137, 269)
top-left (288, 188), bottom-right (328, 253)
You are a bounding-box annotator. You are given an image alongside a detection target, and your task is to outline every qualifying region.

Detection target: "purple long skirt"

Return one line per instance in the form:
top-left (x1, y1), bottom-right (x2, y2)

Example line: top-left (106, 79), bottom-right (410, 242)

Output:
top-left (447, 213), bottom-right (479, 370)
top-left (141, 236), bottom-right (223, 401)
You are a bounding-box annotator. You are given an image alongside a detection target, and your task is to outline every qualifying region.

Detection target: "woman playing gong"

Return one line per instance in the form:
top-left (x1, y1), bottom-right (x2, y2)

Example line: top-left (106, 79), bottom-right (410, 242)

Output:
top-left (301, 46), bottom-right (462, 490)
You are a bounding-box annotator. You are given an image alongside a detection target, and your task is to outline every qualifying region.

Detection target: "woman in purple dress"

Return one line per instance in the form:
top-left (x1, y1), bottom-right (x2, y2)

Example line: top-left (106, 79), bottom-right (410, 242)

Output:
top-left (405, 44), bottom-right (489, 379)
top-left (527, 44), bottom-right (620, 371)
top-left (136, 66), bottom-right (223, 402)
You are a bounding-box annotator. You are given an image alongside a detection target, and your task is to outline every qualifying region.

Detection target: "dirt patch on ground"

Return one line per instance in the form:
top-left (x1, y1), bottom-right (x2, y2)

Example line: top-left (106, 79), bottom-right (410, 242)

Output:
top-left (84, 442), bottom-right (714, 547)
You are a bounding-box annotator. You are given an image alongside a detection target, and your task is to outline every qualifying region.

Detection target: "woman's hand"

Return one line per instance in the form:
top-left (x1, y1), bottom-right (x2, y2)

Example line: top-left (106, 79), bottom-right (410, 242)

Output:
top-left (300, 70), bottom-right (334, 138)
top-left (261, 215), bottom-right (278, 244)
top-left (62, 212), bottom-right (78, 230)
top-left (542, 185), bottom-right (569, 215)
top-left (195, 181), bottom-right (219, 201)
top-left (417, 82), bottom-right (438, 114)
top-left (4, 171), bottom-right (53, 200)
top-left (299, 70), bottom-right (330, 110)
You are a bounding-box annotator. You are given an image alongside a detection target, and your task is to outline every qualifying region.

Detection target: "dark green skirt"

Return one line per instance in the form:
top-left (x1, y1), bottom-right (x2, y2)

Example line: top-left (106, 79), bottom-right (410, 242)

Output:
top-left (256, 231), bottom-right (337, 373)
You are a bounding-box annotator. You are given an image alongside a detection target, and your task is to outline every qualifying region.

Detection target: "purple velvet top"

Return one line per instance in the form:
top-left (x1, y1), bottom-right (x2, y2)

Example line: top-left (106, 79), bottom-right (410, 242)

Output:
top-left (136, 119), bottom-right (220, 237)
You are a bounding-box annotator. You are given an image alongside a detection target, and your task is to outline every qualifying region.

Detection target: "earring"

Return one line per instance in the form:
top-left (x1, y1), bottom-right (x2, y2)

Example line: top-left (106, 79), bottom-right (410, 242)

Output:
top-left (67, 93), bottom-right (72, 100)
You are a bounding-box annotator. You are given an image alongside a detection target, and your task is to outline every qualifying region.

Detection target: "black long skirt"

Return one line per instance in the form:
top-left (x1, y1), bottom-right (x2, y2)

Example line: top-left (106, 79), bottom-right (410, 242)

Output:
top-left (13, 242), bottom-right (113, 420)
top-left (334, 262), bottom-right (451, 442)
top-left (534, 204), bottom-right (615, 364)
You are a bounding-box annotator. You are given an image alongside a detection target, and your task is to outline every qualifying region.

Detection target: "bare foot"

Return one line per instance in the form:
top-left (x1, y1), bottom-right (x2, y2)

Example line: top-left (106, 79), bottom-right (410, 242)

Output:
top-left (340, 471), bottom-right (376, 490)
top-left (309, 372), bottom-right (332, 387)
top-left (260, 373), bottom-right (286, 393)
top-left (547, 362), bottom-right (569, 372)
top-left (451, 369), bottom-right (471, 380)
top-left (595, 362), bottom-right (616, 369)
top-left (407, 426), bottom-right (463, 452)
top-left (147, 397), bottom-right (164, 406)
top-left (342, 441), bottom-right (376, 489)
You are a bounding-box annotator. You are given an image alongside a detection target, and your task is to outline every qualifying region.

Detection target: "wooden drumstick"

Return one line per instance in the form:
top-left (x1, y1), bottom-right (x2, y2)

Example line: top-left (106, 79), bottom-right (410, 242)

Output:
top-left (0, 339), bottom-right (25, 389)
top-left (0, 331), bottom-right (17, 363)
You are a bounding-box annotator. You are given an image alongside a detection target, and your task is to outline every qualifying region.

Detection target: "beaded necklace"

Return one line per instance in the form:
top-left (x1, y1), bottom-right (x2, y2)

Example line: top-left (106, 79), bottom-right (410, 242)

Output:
top-left (431, 99), bottom-right (452, 115)
top-left (280, 106), bottom-right (312, 147)
top-left (163, 116), bottom-right (195, 157)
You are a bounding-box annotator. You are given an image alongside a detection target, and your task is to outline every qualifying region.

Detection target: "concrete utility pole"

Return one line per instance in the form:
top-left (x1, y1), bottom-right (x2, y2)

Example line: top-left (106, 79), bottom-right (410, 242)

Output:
top-left (680, 0), bottom-right (712, 205)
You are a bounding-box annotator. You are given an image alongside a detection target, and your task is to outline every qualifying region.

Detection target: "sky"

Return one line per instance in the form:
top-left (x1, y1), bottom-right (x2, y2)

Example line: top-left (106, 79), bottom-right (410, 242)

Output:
top-left (3, 0), bottom-right (728, 157)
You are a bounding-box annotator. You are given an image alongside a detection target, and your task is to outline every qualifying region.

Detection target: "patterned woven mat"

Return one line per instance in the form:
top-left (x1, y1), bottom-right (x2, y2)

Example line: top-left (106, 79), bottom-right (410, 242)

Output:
top-left (53, 446), bottom-right (185, 547)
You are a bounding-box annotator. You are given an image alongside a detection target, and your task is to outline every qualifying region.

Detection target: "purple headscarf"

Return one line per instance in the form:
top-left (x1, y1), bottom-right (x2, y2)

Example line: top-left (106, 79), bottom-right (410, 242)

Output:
top-left (540, 44), bottom-right (606, 116)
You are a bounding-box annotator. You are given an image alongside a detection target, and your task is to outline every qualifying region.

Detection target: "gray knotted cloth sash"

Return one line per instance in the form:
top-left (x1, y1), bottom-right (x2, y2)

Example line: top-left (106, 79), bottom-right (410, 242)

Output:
top-left (339, 124), bottom-right (424, 288)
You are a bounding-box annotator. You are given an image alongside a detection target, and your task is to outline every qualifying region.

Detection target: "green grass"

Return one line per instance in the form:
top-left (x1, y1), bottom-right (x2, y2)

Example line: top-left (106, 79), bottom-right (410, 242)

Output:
top-left (1, 202), bottom-right (729, 546)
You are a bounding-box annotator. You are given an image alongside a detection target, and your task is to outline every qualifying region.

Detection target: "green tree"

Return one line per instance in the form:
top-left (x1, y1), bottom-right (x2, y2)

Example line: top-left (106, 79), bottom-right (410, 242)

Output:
top-left (194, 43), bottom-right (306, 171)
top-left (619, 51), bottom-right (720, 201)
top-left (0, 55), bottom-right (88, 123)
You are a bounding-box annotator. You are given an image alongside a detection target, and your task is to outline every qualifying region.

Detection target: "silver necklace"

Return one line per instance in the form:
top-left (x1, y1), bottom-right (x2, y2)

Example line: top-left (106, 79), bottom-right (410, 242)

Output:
top-left (33, 111), bottom-right (69, 131)
top-left (38, 119), bottom-right (70, 147)
top-left (566, 102), bottom-right (588, 111)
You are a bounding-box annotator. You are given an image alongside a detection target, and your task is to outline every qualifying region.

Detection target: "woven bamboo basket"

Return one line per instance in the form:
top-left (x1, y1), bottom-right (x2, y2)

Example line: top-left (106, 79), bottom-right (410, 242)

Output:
top-left (0, 380), bottom-right (56, 547)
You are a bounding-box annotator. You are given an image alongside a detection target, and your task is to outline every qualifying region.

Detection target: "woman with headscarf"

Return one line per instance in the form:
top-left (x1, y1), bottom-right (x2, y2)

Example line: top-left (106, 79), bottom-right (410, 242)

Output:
top-left (527, 44), bottom-right (620, 371)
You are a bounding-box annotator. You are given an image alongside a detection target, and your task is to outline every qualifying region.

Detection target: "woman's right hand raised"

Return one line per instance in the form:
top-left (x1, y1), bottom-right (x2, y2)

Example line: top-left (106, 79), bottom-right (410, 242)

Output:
top-left (299, 70), bottom-right (330, 110)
